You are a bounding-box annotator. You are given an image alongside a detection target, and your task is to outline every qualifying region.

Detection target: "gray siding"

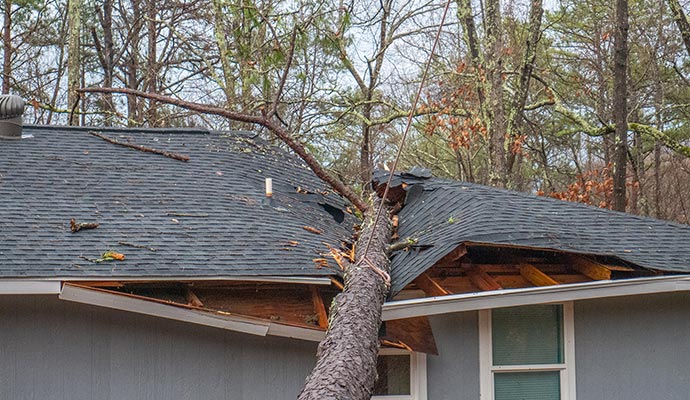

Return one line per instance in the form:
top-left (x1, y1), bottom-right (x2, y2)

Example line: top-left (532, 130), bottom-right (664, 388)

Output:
top-left (0, 295), bottom-right (317, 400)
top-left (427, 311), bottom-right (480, 400)
top-left (575, 292), bottom-right (690, 400)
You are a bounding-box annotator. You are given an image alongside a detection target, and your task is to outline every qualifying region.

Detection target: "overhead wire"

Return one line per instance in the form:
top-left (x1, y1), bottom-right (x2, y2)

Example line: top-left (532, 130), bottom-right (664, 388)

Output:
top-left (359, 0), bottom-right (454, 279)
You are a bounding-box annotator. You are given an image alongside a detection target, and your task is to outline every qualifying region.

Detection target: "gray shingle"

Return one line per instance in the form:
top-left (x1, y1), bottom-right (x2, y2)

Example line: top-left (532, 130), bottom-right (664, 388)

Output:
top-left (0, 125), bottom-right (354, 278)
top-left (378, 172), bottom-right (690, 294)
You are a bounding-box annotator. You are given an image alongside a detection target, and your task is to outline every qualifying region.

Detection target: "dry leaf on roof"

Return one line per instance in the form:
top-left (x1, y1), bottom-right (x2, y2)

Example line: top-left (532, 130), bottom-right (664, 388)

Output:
top-left (303, 226), bottom-right (323, 234)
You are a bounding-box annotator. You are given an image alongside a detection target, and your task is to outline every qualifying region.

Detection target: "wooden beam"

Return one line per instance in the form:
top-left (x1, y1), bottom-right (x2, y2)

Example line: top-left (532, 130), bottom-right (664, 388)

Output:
top-left (413, 272), bottom-right (451, 297)
top-left (184, 286), bottom-right (204, 307)
top-left (519, 263), bottom-right (560, 286)
top-left (570, 256), bottom-right (612, 280)
top-left (330, 277), bottom-right (344, 290)
top-left (466, 267), bottom-right (503, 291)
top-left (310, 286), bottom-right (329, 329)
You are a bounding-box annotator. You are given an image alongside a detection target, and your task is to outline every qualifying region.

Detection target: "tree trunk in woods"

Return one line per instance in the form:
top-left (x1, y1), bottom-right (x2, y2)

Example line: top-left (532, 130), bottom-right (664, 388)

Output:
top-left (667, 0), bottom-right (690, 56)
top-left (2, 0), bottom-right (11, 94)
top-left (485, 0), bottom-right (507, 188)
top-left (67, 0), bottom-right (81, 125)
top-left (612, 0), bottom-right (629, 212)
top-left (97, 0), bottom-right (115, 125)
top-left (299, 197), bottom-right (392, 400)
top-left (145, 0), bottom-right (158, 126)
top-left (505, 0), bottom-right (543, 186)
top-left (126, 0), bottom-right (142, 126)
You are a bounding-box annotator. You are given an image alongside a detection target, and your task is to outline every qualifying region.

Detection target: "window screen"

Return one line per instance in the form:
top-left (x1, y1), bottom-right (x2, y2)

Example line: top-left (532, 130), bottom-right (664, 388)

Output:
top-left (492, 304), bottom-right (564, 365)
top-left (373, 354), bottom-right (411, 396)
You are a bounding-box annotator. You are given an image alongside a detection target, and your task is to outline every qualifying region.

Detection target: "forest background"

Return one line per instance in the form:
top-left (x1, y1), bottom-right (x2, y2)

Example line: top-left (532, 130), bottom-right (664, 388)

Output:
top-left (5, 0), bottom-right (690, 223)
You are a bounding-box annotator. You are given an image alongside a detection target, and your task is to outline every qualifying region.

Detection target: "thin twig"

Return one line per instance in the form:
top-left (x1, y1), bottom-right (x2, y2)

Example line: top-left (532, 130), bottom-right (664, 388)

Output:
top-left (166, 212), bottom-right (209, 217)
top-left (88, 131), bottom-right (190, 162)
top-left (118, 241), bottom-right (157, 252)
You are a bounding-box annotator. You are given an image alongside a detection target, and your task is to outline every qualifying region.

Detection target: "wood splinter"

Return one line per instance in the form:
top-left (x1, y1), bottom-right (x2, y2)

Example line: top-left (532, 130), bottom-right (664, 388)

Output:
top-left (88, 131), bottom-right (190, 162)
top-left (70, 218), bottom-right (99, 233)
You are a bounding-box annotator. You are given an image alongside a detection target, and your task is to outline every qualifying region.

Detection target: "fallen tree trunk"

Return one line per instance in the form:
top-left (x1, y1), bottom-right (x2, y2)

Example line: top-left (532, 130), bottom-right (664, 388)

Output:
top-left (298, 196), bottom-right (392, 400)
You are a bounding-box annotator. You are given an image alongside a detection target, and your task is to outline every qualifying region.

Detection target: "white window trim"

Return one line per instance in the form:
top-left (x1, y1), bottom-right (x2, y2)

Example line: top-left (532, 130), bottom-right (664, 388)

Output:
top-left (373, 348), bottom-right (427, 400)
top-left (479, 302), bottom-right (576, 400)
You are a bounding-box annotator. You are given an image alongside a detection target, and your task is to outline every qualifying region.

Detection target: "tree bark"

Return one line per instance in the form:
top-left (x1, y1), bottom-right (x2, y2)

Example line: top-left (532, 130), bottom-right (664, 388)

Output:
top-left (67, 0), bottom-right (82, 125)
top-left (145, 0), bottom-right (158, 126)
top-left (298, 197), bottom-right (392, 400)
top-left (612, 0), bottom-right (629, 212)
top-left (505, 0), bottom-right (543, 184)
top-left (485, 0), bottom-right (507, 187)
top-left (2, 0), bottom-right (11, 94)
top-left (667, 0), bottom-right (690, 56)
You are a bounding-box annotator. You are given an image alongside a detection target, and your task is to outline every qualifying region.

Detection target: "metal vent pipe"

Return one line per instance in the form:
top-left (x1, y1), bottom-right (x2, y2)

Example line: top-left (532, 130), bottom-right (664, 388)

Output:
top-left (0, 95), bottom-right (25, 139)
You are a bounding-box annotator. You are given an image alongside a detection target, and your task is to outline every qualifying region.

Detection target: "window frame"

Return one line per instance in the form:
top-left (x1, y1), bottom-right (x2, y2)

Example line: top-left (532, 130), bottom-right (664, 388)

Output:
top-left (372, 348), bottom-right (427, 400)
top-left (479, 302), bottom-right (576, 400)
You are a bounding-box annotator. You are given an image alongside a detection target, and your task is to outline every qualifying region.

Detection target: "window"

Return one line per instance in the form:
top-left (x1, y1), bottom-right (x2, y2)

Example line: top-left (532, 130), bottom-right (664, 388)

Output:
top-left (479, 303), bottom-right (576, 400)
top-left (372, 348), bottom-right (427, 400)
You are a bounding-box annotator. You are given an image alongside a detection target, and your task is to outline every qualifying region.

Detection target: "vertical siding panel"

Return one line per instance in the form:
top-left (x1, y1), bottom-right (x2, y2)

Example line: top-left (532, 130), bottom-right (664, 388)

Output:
top-left (0, 295), bottom-right (316, 400)
top-left (575, 293), bottom-right (690, 400)
top-left (427, 311), bottom-right (481, 400)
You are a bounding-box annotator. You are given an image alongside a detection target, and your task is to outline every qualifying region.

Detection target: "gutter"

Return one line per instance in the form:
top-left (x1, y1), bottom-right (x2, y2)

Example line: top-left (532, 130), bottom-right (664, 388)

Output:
top-left (382, 275), bottom-right (690, 321)
top-left (59, 284), bottom-right (325, 342)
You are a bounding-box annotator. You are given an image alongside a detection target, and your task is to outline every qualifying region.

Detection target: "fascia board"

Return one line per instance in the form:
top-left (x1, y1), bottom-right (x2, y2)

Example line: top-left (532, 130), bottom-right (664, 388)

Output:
top-left (382, 275), bottom-right (690, 321)
top-left (0, 280), bottom-right (62, 294)
top-left (59, 284), bottom-right (270, 336)
top-left (6, 275), bottom-right (332, 285)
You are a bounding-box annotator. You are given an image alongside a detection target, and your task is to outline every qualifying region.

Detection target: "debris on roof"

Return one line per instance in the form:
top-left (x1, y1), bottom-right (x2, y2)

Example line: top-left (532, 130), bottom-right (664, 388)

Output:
top-left (374, 170), bottom-right (690, 295)
top-left (0, 125), bottom-right (355, 279)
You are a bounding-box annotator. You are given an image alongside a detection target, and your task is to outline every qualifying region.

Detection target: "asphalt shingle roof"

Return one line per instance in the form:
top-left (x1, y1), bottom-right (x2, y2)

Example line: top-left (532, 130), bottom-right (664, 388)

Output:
top-left (0, 125), bottom-right (354, 279)
top-left (377, 171), bottom-right (690, 294)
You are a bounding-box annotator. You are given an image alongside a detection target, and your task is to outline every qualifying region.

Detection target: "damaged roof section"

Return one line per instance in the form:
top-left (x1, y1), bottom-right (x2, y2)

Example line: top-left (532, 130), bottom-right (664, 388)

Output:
top-left (374, 170), bottom-right (690, 294)
top-left (0, 125), bottom-right (355, 279)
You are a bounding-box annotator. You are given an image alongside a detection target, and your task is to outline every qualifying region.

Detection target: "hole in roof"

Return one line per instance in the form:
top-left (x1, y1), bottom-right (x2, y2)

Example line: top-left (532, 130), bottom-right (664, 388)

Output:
top-left (320, 202), bottom-right (345, 224)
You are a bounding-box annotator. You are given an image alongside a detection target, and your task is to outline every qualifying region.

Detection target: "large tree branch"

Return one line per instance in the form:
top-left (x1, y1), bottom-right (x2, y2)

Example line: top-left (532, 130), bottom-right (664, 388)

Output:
top-left (77, 86), bottom-right (369, 212)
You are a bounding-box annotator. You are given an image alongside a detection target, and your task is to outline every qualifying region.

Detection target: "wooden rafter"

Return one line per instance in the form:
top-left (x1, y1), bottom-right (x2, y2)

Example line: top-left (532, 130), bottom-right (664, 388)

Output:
top-left (569, 255), bottom-right (612, 280)
top-left (310, 286), bottom-right (329, 329)
top-left (519, 263), bottom-right (559, 286)
top-left (466, 267), bottom-right (503, 291)
top-left (184, 286), bottom-right (204, 307)
top-left (413, 272), bottom-right (452, 297)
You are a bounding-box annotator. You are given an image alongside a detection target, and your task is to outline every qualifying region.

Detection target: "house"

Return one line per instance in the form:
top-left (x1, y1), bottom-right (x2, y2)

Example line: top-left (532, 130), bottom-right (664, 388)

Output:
top-left (2, 123), bottom-right (690, 400)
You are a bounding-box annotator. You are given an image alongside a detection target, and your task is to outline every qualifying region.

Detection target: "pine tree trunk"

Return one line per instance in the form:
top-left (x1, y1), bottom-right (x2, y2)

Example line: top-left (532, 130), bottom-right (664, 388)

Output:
top-left (298, 197), bottom-right (392, 400)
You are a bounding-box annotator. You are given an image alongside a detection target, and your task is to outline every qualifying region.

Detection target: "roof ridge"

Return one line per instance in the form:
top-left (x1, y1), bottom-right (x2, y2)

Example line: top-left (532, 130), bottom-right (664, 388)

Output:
top-left (25, 124), bottom-right (211, 135)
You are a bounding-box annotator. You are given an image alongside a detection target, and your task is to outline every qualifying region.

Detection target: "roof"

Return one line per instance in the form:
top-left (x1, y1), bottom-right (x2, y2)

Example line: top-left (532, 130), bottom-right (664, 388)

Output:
top-left (0, 125), bottom-right (354, 279)
top-left (376, 170), bottom-right (690, 294)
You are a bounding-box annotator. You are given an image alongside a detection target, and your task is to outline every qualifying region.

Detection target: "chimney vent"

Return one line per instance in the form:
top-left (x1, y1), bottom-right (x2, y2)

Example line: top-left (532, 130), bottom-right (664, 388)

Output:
top-left (0, 95), bottom-right (25, 140)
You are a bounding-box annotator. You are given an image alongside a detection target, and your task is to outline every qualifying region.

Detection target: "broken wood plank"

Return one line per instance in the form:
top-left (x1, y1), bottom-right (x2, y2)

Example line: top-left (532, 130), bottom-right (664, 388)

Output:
top-left (88, 131), bottom-right (190, 161)
top-left (413, 272), bottom-right (451, 297)
top-left (184, 286), bottom-right (204, 307)
top-left (570, 255), bottom-right (612, 280)
top-left (519, 263), bottom-right (560, 286)
top-left (330, 277), bottom-right (344, 290)
top-left (310, 286), bottom-right (329, 329)
top-left (466, 267), bottom-right (503, 291)
top-left (385, 316), bottom-right (438, 354)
